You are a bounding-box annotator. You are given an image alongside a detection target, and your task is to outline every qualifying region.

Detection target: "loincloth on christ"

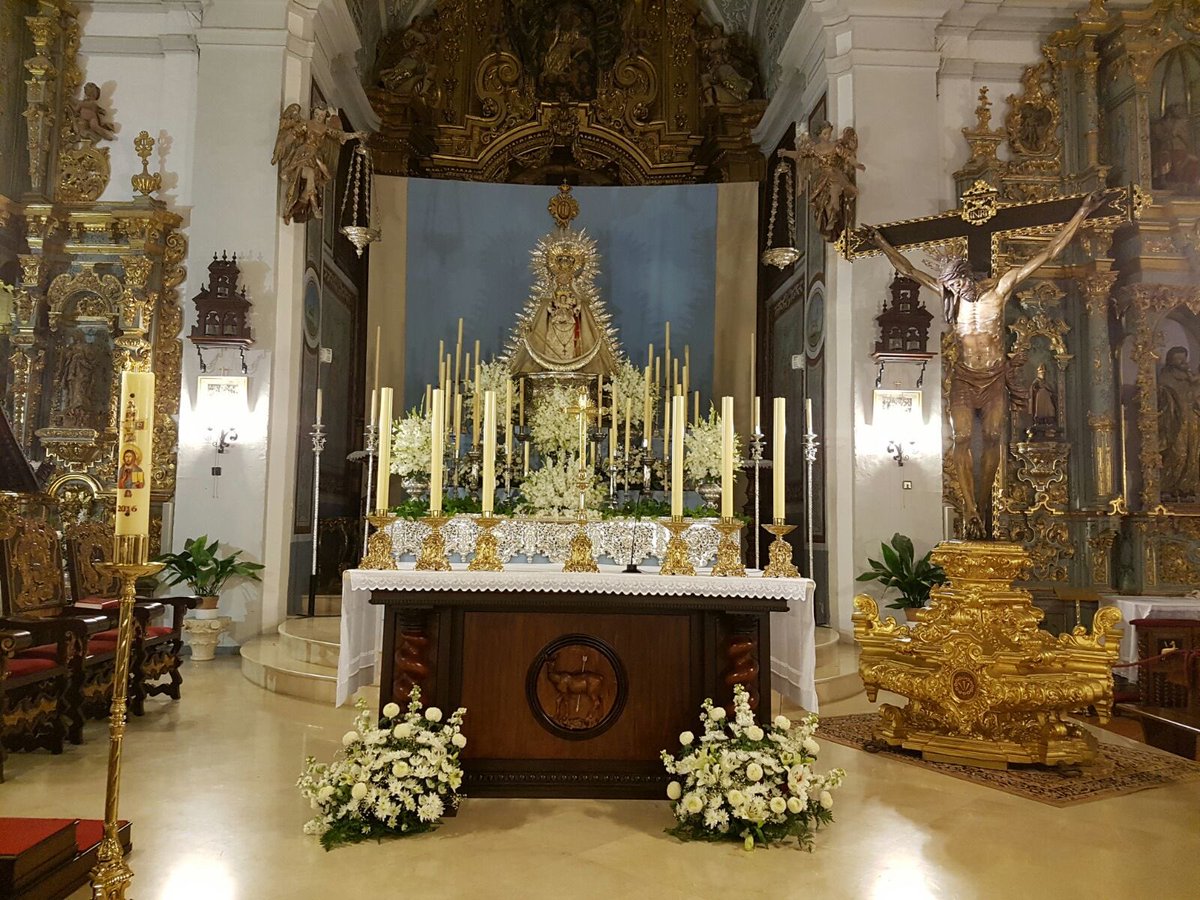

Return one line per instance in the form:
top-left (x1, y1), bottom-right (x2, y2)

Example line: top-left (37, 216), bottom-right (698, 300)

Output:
top-left (949, 359), bottom-right (1030, 413)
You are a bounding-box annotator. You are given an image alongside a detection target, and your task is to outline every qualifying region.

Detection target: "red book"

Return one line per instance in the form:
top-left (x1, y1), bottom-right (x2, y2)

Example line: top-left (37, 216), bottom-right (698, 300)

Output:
top-left (74, 597), bottom-right (120, 610)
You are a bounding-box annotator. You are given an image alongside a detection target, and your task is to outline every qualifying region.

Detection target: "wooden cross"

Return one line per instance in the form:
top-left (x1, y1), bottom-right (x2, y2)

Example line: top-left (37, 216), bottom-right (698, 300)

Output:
top-left (841, 182), bottom-right (1145, 274)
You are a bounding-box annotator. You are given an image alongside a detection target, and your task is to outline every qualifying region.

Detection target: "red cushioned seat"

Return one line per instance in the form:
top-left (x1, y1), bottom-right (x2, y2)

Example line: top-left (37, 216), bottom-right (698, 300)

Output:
top-left (15, 643), bottom-right (60, 661)
top-left (7, 656), bottom-right (56, 677)
top-left (87, 641), bottom-right (118, 655)
top-left (147, 625), bottom-right (172, 638)
top-left (94, 629), bottom-right (120, 641)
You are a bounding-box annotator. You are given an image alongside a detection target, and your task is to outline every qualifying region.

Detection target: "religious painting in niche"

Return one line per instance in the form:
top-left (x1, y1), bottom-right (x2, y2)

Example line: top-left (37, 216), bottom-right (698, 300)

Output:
top-left (526, 634), bottom-right (627, 739)
top-left (1151, 44), bottom-right (1200, 194)
top-left (51, 326), bottom-right (111, 430)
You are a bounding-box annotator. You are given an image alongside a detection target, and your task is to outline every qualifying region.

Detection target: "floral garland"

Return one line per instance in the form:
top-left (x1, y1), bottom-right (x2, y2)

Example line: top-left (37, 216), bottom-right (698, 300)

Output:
top-left (297, 689), bottom-right (466, 850)
top-left (684, 405), bottom-right (740, 484)
top-left (661, 684), bottom-right (845, 850)
top-left (390, 407), bottom-right (432, 478)
top-left (529, 383), bottom-right (587, 455)
top-left (519, 453), bottom-right (605, 518)
top-left (607, 357), bottom-right (654, 426)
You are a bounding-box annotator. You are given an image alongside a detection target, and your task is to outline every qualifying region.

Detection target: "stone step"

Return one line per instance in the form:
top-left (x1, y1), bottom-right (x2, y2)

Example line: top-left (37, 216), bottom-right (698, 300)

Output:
top-left (239, 634), bottom-right (337, 704)
top-left (815, 642), bottom-right (864, 706)
top-left (278, 616), bottom-right (340, 668)
top-left (310, 594), bottom-right (341, 616)
top-left (814, 626), bottom-right (839, 679)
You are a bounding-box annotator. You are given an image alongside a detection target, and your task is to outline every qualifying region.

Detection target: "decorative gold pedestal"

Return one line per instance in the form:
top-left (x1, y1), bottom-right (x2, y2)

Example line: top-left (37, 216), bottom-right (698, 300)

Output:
top-left (415, 514), bottom-right (451, 572)
top-left (853, 540), bottom-right (1123, 768)
top-left (762, 522), bottom-right (799, 578)
top-left (563, 519), bottom-right (599, 573)
top-left (89, 536), bottom-right (164, 900)
top-left (468, 515), bottom-right (504, 572)
top-left (360, 511), bottom-right (399, 570)
top-left (659, 516), bottom-right (695, 576)
top-left (711, 518), bottom-right (746, 577)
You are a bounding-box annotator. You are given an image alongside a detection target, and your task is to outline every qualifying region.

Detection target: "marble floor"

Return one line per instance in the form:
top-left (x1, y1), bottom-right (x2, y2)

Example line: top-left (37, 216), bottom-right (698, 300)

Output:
top-left (3, 659), bottom-right (1199, 900)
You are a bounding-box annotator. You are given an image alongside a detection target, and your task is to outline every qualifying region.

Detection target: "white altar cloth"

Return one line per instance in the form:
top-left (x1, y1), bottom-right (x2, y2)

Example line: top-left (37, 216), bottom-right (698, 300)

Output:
top-left (1100, 593), bottom-right (1200, 683)
top-left (337, 564), bottom-right (816, 711)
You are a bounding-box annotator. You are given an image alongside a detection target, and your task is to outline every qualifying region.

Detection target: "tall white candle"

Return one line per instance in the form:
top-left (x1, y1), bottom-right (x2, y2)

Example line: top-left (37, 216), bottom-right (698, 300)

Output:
top-left (430, 388), bottom-right (444, 514)
top-left (774, 397), bottom-right (786, 522)
top-left (115, 370), bottom-right (155, 540)
top-left (375, 387), bottom-right (393, 510)
top-left (505, 379), bottom-right (513, 462)
top-left (315, 388), bottom-right (323, 425)
top-left (482, 390), bottom-right (497, 515)
top-left (720, 396), bottom-right (734, 519)
top-left (671, 394), bottom-right (685, 518)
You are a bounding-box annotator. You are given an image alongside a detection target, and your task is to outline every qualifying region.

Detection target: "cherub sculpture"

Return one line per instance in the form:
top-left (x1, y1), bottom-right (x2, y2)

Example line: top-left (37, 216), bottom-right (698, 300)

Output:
top-left (778, 122), bottom-right (865, 243)
top-left (271, 104), bottom-right (366, 225)
top-left (73, 83), bottom-right (117, 143)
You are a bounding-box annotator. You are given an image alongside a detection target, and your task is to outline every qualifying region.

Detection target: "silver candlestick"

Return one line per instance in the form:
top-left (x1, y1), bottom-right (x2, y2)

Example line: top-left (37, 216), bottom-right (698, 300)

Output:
top-left (361, 421), bottom-right (377, 558)
top-left (308, 422), bottom-right (327, 616)
top-left (749, 431), bottom-right (764, 570)
top-left (803, 424), bottom-right (820, 578)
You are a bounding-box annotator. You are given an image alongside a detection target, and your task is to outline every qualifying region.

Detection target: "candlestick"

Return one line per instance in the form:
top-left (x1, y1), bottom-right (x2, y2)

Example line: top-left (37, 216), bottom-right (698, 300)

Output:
top-left (415, 514), bottom-right (451, 571)
top-left (774, 397), bottom-right (786, 522)
top-left (308, 416), bottom-right (327, 616)
top-left (361, 511), bottom-right (398, 570)
top-left (712, 517), bottom-right (746, 577)
top-left (115, 371), bottom-right (154, 540)
top-left (430, 388), bottom-right (444, 515)
top-left (763, 522), bottom-right (799, 578)
top-left (749, 431), bottom-right (764, 570)
top-left (642, 365), bottom-right (652, 437)
top-left (753, 396), bottom-right (761, 435)
top-left (316, 388), bottom-right (323, 425)
top-left (624, 397), bottom-right (632, 462)
top-left (505, 379), bottom-right (514, 462)
top-left (468, 514), bottom-right (504, 572)
top-left (720, 396), bottom-right (734, 519)
top-left (482, 390), bottom-right (497, 514)
top-left (609, 381), bottom-right (618, 459)
top-left (749, 330), bottom-right (755, 430)
top-left (519, 376), bottom-right (526, 426)
top-left (670, 394), bottom-right (685, 518)
top-left (473, 360), bottom-right (481, 447)
top-left (659, 516), bottom-right (695, 576)
top-left (375, 388), bottom-right (393, 510)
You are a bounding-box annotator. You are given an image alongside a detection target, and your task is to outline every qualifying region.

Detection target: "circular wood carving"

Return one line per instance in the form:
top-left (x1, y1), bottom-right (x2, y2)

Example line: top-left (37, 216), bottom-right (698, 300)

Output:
top-left (526, 634), bottom-right (627, 741)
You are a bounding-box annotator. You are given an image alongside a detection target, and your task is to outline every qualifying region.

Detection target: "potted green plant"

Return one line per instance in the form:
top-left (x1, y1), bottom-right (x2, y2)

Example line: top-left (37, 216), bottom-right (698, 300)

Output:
top-left (156, 535), bottom-right (264, 612)
top-left (856, 533), bottom-right (946, 617)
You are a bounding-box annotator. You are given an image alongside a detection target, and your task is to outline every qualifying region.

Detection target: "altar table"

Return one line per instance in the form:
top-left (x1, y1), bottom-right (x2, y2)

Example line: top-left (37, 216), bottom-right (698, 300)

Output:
top-left (1100, 593), bottom-right (1200, 683)
top-left (339, 565), bottom-right (814, 798)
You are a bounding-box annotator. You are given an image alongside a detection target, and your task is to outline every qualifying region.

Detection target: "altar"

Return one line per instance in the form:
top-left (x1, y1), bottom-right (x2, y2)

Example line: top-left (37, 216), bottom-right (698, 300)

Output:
top-left (338, 565), bottom-right (814, 798)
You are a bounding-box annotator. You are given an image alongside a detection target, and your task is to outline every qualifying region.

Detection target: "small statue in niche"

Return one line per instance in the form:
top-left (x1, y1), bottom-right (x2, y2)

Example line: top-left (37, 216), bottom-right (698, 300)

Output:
top-left (379, 29), bottom-right (440, 106)
top-left (1027, 363), bottom-right (1059, 441)
top-left (54, 329), bottom-right (109, 429)
top-left (697, 23), bottom-right (756, 105)
top-left (271, 105), bottom-right (366, 225)
top-left (1151, 103), bottom-right (1200, 193)
top-left (778, 122), bottom-right (865, 243)
top-left (73, 83), bottom-right (117, 143)
top-left (1157, 345), bottom-right (1200, 501)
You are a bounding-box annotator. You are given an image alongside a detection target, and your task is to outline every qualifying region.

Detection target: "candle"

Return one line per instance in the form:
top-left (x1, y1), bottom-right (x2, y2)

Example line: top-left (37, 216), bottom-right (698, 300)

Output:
top-left (474, 339), bottom-right (480, 373)
top-left (753, 396), bottom-right (761, 434)
top-left (453, 394), bottom-right (462, 458)
top-left (482, 390), bottom-right (497, 515)
top-left (369, 388), bottom-right (377, 433)
top-left (115, 370), bottom-right (155, 541)
top-left (654, 356), bottom-right (660, 392)
top-left (577, 392), bottom-right (588, 491)
top-left (671, 394), bottom-right (685, 518)
top-left (624, 397), bottom-right (632, 459)
top-left (373, 326), bottom-right (381, 394)
top-left (523, 441), bottom-right (530, 476)
top-left (505, 379), bottom-right (514, 462)
top-left (665, 320), bottom-right (671, 358)
top-left (647, 342), bottom-right (653, 368)
top-left (375, 387), bottom-right (393, 511)
top-left (454, 318), bottom-right (463, 388)
top-left (424, 384), bottom-right (431, 416)
top-left (1120, 403), bottom-right (1128, 499)
top-left (682, 362), bottom-right (689, 403)
top-left (642, 365), bottom-right (652, 434)
top-left (720, 396), bottom-right (734, 519)
top-left (774, 397), bottom-right (786, 521)
top-left (316, 388), bottom-right (323, 425)
top-left (749, 330), bottom-right (755, 432)
top-left (806, 397), bottom-right (813, 433)
top-left (609, 379), bottom-right (618, 458)
top-left (519, 376), bottom-right (526, 426)
top-left (430, 388), bottom-right (444, 514)
top-left (673, 358), bottom-right (679, 396)
top-left (437, 338), bottom-right (444, 382)
top-left (663, 389), bottom-right (671, 463)
top-left (473, 360), bottom-right (481, 447)
top-left (693, 390), bottom-right (700, 426)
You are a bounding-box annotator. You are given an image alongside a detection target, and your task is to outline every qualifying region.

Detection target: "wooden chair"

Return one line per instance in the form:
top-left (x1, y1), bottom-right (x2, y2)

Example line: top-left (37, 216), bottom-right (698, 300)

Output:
top-left (0, 627), bottom-right (71, 781)
top-left (65, 520), bottom-right (195, 715)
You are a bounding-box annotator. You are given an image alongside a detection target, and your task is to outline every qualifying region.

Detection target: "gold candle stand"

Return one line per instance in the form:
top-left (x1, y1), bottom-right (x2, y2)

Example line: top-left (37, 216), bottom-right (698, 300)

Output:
top-left (89, 535), bottom-right (164, 900)
top-left (659, 516), bottom-right (695, 576)
top-left (415, 514), bottom-right (451, 571)
top-left (711, 517), bottom-right (746, 577)
top-left (361, 510), bottom-right (399, 570)
top-left (468, 515), bottom-right (504, 572)
top-left (762, 521), bottom-right (799, 578)
top-left (563, 518), bottom-right (600, 573)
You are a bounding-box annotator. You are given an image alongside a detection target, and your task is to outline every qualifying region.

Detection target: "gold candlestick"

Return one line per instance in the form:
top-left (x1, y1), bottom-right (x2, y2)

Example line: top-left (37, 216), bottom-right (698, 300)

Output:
top-left (415, 514), bottom-right (451, 571)
top-left (361, 510), bottom-right (399, 570)
top-left (89, 537), bottom-right (164, 900)
top-left (762, 521), bottom-right (799, 578)
top-left (711, 517), bottom-right (746, 577)
top-left (659, 516), bottom-right (695, 576)
top-left (468, 515), bottom-right (504, 572)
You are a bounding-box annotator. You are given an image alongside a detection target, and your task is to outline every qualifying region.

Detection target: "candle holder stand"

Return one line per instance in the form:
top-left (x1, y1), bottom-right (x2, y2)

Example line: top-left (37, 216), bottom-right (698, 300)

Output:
top-left (415, 514), bottom-right (452, 571)
top-left (712, 517), bottom-right (747, 577)
top-left (762, 521), bottom-right (799, 578)
top-left (89, 536), bottom-right (164, 900)
top-left (468, 515), bottom-right (504, 572)
top-left (659, 516), bottom-right (695, 576)
top-left (803, 425), bottom-right (820, 578)
top-left (464, 446), bottom-right (482, 495)
top-left (642, 438), bottom-right (653, 494)
top-left (749, 432), bottom-right (764, 570)
top-left (360, 422), bottom-right (377, 557)
top-left (361, 510), bottom-right (399, 570)
top-left (307, 421), bottom-right (326, 617)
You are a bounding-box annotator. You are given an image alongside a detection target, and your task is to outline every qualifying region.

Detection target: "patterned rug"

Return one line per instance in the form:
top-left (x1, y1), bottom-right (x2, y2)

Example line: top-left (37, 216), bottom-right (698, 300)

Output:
top-left (817, 713), bottom-right (1200, 807)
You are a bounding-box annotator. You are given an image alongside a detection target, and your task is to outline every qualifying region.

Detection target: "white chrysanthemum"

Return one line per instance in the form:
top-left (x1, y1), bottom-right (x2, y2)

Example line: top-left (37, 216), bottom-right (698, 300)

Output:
top-left (417, 793), bottom-right (444, 822)
top-left (787, 796), bottom-right (804, 814)
top-left (726, 789), bottom-right (745, 807)
top-left (745, 725), bottom-right (764, 742)
top-left (425, 707), bottom-right (443, 723)
top-left (341, 731), bottom-right (359, 747)
top-left (679, 731), bottom-right (694, 746)
top-left (382, 702), bottom-right (400, 719)
top-left (769, 796), bottom-right (788, 815)
top-left (746, 762), bottom-right (764, 782)
top-left (392, 761), bottom-right (410, 777)
top-left (709, 706), bottom-right (726, 721)
top-left (774, 715), bottom-right (791, 731)
top-left (683, 793), bottom-right (705, 815)
top-left (667, 780), bottom-right (682, 801)
top-left (451, 733), bottom-right (467, 749)
top-left (819, 790), bottom-right (834, 810)
top-left (803, 737), bottom-right (820, 756)
top-left (317, 785), bottom-right (334, 802)
top-left (393, 722), bottom-right (412, 739)
top-left (351, 781), bottom-right (368, 801)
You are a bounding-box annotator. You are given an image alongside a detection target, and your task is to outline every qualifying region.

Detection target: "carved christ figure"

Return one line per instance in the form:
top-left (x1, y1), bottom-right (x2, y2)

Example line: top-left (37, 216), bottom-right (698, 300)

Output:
top-left (871, 191), bottom-right (1102, 539)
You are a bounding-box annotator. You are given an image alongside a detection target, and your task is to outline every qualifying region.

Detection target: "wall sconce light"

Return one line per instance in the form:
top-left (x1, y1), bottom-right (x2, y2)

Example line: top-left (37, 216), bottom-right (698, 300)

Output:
top-left (873, 388), bottom-right (922, 467)
top-left (197, 374), bottom-right (247, 454)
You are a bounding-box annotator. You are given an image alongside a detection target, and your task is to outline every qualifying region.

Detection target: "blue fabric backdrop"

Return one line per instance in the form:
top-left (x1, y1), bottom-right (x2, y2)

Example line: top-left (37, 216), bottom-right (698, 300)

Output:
top-left (403, 180), bottom-right (718, 411)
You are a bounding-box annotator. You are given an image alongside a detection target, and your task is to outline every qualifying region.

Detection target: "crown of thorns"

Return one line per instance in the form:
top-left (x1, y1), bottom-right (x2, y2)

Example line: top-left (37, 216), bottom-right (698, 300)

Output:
top-left (924, 248), bottom-right (973, 284)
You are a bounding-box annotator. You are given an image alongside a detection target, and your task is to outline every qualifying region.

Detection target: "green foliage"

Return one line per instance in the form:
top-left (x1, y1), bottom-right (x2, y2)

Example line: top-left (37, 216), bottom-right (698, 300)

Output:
top-left (389, 495), bottom-right (521, 520)
top-left (600, 499), bottom-right (722, 520)
top-left (855, 532), bottom-right (946, 610)
top-left (155, 535), bottom-right (264, 596)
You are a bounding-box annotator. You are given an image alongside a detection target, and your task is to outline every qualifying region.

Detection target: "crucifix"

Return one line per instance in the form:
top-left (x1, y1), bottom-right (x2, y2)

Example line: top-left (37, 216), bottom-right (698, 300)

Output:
top-left (845, 182), bottom-right (1141, 539)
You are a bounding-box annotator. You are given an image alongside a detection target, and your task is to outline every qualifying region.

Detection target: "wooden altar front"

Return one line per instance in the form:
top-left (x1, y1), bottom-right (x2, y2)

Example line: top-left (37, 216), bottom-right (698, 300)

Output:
top-left (362, 569), bottom-right (808, 799)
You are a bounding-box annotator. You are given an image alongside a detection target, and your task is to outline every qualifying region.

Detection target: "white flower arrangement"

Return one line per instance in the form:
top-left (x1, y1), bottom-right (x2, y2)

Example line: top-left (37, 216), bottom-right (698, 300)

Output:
top-left (519, 452), bottom-right (605, 518)
top-left (684, 405), bottom-right (741, 484)
top-left (461, 361), bottom-right (513, 429)
top-left (530, 383), bottom-right (590, 455)
top-left (390, 407), bottom-right (432, 478)
top-left (608, 358), bottom-right (654, 427)
top-left (660, 684), bottom-right (845, 851)
top-left (297, 689), bottom-right (466, 850)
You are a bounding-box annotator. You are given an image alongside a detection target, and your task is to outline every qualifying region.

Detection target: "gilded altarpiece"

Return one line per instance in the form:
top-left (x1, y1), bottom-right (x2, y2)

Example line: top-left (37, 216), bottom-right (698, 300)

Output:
top-left (0, 2), bottom-right (184, 551)
top-left (368, 0), bottom-right (766, 185)
top-left (941, 0), bottom-right (1200, 614)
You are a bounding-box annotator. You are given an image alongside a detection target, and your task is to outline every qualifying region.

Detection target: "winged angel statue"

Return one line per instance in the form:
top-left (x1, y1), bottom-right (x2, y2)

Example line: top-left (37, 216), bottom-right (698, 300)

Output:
top-left (271, 104), bottom-right (366, 225)
top-left (778, 122), bottom-right (864, 243)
